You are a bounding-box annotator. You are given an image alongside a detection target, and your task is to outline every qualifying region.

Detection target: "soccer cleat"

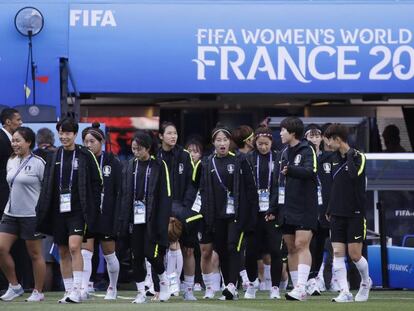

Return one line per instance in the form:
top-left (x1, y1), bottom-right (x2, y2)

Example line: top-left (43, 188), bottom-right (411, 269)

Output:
top-left (222, 283), bottom-right (236, 300)
top-left (285, 286), bottom-right (307, 301)
top-left (270, 286), bottom-right (281, 299)
top-left (194, 283), bottom-right (203, 292)
top-left (58, 292), bottom-right (70, 303)
top-left (66, 289), bottom-right (81, 303)
top-left (183, 287), bottom-right (197, 301)
top-left (355, 278), bottom-right (372, 302)
top-left (0, 284), bottom-right (24, 301)
top-left (332, 291), bottom-right (353, 303)
top-left (25, 290), bottom-right (44, 302)
top-left (132, 292), bottom-right (146, 304)
top-left (159, 280), bottom-right (171, 302)
top-left (104, 286), bottom-right (117, 300)
top-left (244, 279), bottom-right (259, 299)
top-left (203, 286), bottom-right (215, 299)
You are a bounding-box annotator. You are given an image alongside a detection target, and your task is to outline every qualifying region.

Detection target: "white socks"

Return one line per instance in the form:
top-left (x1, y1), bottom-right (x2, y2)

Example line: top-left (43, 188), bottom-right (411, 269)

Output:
top-left (333, 257), bottom-right (349, 292)
top-left (63, 278), bottom-right (73, 292)
top-left (289, 270), bottom-right (298, 288)
top-left (104, 252), bottom-right (120, 289)
top-left (136, 281), bottom-right (145, 294)
top-left (167, 249), bottom-right (183, 283)
top-left (297, 264), bottom-right (311, 288)
top-left (279, 279), bottom-right (288, 290)
top-left (264, 264), bottom-right (271, 282)
top-left (183, 275), bottom-right (195, 289)
top-left (212, 272), bottom-right (222, 291)
top-left (317, 261), bottom-right (325, 279)
top-left (354, 257), bottom-right (370, 284)
top-left (240, 269), bottom-right (249, 283)
top-left (73, 271), bottom-right (83, 291)
top-left (81, 249), bottom-right (93, 292)
top-left (202, 272), bottom-right (221, 291)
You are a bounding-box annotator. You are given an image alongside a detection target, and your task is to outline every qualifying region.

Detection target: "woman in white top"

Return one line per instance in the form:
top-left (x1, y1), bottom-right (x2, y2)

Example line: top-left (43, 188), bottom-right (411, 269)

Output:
top-left (0, 127), bottom-right (46, 302)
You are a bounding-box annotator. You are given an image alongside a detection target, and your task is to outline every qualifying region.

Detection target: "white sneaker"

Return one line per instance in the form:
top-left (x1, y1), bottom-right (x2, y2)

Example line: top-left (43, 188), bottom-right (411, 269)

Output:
top-left (306, 278), bottom-right (321, 296)
top-left (332, 291), bottom-right (353, 302)
top-left (270, 286), bottom-right (281, 299)
top-left (285, 286), bottom-right (307, 301)
top-left (355, 278), bottom-right (372, 302)
top-left (222, 283), bottom-right (236, 300)
top-left (0, 284), bottom-right (24, 301)
top-left (183, 287), bottom-right (197, 301)
top-left (244, 279), bottom-right (259, 299)
top-left (25, 290), bottom-right (44, 302)
top-left (80, 290), bottom-right (89, 301)
top-left (315, 276), bottom-right (326, 292)
top-left (194, 283), bottom-right (202, 292)
top-left (203, 286), bottom-right (215, 299)
top-left (132, 292), bottom-right (146, 304)
top-left (159, 280), bottom-right (171, 302)
top-left (66, 289), bottom-right (81, 303)
top-left (58, 292), bottom-right (70, 303)
top-left (104, 286), bottom-right (117, 300)
top-left (242, 281), bottom-right (249, 291)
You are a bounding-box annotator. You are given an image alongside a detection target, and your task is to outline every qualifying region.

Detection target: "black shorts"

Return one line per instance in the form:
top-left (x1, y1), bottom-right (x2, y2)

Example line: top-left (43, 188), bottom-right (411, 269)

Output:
top-left (330, 215), bottom-right (366, 244)
top-left (255, 214), bottom-right (283, 256)
top-left (0, 214), bottom-right (43, 240)
top-left (84, 231), bottom-right (116, 242)
top-left (53, 212), bottom-right (86, 245)
top-left (197, 220), bottom-right (214, 245)
top-left (282, 223), bottom-right (313, 235)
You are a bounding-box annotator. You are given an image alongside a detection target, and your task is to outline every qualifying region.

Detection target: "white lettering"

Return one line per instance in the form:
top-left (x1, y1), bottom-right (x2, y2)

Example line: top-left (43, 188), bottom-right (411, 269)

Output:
top-left (69, 10), bottom-right (116, 27)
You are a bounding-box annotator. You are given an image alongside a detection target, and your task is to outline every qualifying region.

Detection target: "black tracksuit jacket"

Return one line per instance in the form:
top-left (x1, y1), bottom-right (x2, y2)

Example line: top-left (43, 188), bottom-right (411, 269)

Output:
top-left (120, 157), bottom-right (172, 247)
top-left (269, 140), bottom-right (318, 230)
top-left (199, 152), bottom-right (258, 233)
top-left (327, 148), bottom-right (367, 218)
top-left (36, 145), bottom-right (103, 235)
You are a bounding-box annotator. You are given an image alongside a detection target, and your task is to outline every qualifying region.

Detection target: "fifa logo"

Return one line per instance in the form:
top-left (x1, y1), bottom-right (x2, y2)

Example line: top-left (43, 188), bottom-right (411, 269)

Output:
top-left (70, 10), bottom-right (117, 27)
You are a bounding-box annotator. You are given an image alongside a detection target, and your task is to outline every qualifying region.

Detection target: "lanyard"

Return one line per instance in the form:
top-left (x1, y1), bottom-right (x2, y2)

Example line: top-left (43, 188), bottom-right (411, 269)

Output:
top-left (333, 161), bottom-right (347, 179)
top-left (99, 151), bottom-right (104, 171)
top-left (59, 149), bottom-right (76, 192)
top-left (212, 155), bottom-right (230, 192)
top-left (256, 152), bottom-right (272, 190)
top-left (133, 159), bottom-right (151, 202)
top-left (278, 147), bottom-right (288, 186)
top-left (10, 154), bottom-right (33, 188)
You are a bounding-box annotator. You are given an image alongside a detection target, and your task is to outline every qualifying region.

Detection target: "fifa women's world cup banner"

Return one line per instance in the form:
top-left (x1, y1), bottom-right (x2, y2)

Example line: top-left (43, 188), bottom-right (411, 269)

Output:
top-left (68, 2), bottom-right (414, 94)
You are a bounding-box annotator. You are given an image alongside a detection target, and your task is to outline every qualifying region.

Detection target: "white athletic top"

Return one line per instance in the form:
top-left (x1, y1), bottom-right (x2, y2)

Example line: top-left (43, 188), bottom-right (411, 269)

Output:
top-left (5, 154), bottom-right (45, 217)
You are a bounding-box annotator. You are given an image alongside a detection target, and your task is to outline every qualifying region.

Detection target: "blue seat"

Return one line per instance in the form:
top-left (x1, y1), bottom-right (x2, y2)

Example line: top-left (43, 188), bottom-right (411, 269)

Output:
top-left (402, 235), bottom-right (414, 248)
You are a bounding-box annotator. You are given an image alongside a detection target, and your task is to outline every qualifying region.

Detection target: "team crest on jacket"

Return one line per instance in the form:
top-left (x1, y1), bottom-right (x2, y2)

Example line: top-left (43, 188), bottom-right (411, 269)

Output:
top-left (178, 163), bottom-right (184, 174)
top-left (294, 154), bottom-right (302, 166)
top-left (24, 165), bottom-right (31, 172)
top-left (103, 165), bottom-right (111, 177)
top-left (323, 162), bottom-right (331, 174)
top-left (227, 164), bottom-right (235, 174)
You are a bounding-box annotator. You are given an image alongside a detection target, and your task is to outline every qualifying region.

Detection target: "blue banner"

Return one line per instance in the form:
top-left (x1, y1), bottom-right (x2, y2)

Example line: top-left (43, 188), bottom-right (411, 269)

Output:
top-left (368, 245), bottom-right (414, 289)
top-left (68, 2), bottom-right (414, 93)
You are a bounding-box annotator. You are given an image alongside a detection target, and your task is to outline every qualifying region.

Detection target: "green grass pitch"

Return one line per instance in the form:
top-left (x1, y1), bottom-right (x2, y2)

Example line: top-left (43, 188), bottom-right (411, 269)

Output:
top-left (1, 290), bottom-right (413, 311)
